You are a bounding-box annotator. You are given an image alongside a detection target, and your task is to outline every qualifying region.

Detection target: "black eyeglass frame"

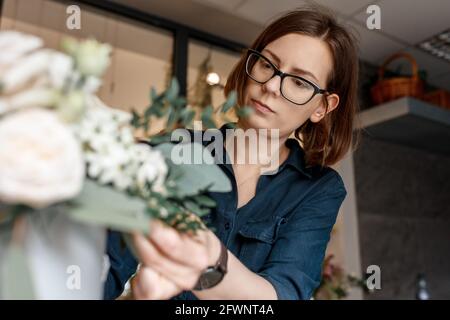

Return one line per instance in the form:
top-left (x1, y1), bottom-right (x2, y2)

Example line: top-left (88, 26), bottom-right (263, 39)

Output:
top-left (245, 49), bottom-right (329, 105)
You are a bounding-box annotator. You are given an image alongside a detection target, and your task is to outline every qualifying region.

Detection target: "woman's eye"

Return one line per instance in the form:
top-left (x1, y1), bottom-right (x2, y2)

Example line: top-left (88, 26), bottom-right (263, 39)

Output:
top-left (262, 61), bottom-right (272, 69)
top-left (294, 79), bottom-right (305, 87)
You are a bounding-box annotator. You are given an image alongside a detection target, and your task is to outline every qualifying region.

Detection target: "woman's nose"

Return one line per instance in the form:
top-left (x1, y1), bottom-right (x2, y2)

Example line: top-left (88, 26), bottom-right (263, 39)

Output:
top-left (262, 75), bottom-right (281, 97)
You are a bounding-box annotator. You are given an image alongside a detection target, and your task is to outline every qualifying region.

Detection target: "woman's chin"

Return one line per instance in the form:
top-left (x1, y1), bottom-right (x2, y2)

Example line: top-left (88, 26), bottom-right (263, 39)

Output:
top-left (240, 114), bottom-right (276, 131)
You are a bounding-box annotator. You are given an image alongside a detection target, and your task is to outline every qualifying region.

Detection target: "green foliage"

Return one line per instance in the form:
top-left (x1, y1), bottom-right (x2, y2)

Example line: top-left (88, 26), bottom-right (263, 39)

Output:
top-left (124, 78), bottom-right (253, 235)
top-left (155, 142), bottom-right (231, 197)
top-left (220, 91), bottom-right (237, 113)
top-left (67, 180), bottom-right (151, 234)
top-left (132, 77), bottom-right (249, 135)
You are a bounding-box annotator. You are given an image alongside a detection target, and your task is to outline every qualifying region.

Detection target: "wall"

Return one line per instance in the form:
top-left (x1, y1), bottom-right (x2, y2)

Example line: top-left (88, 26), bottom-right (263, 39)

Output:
top-left (1, 0), bottom-right (174, 134)
top-left (353, 133), bottom-right (450, 299)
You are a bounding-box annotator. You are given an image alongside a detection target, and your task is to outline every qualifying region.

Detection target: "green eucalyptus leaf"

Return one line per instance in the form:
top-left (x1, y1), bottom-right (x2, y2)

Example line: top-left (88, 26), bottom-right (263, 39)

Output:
top-left (165, 78), bottom-right (180, 102)
top-left (174, 97), bottom-right (187, 109)
top-left (221, 91), bottom-right (237, 113)
top-left (184, 200), bottom-right (202, 215)
top-left (153, 102), bottom-right (166, 118)
top-left (167, 106), bottom-right (178, 128)
top-left (236, 106), bottom-right (253, 118)
top-left (201, 105), bottom-right (216, 128)
top-left (130, 109), bottom-right (141, 128)
top-left (150, 87), bottom-right (158, 102)
top-left (201, 105), bottom-right (214, 118)
top-left (181, 109), bottom-right (195, 126)
top-left (194, 195), bottom-right (216, 208)
top-left (144, 104), bottom-right (155, 118)
top-left (203, 118), bottom-right (216, 129)
top-left (227, 122), bottom-right (237, 129)
top-left (155, 143), bottom-right (231, 197)
top-left (150, 134), bottom-right (172, 144)
top-left (67, 180), bottom-right (151, 234)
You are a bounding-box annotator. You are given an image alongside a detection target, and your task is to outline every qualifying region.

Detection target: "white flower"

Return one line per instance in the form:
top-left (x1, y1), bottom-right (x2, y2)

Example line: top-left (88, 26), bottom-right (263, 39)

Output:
top-left (118, 127), bottom-right (135, 146)
top-left (94, 144), bottom-right (131, 188)
top-left (56, 90), bottom-right (86, 122)
top-left (159, 207), bottom-right (169, 218)
top-left (0, 31), bottom-right (77, 118)
top-left (47, 51), bottom-right (73, 90)
top-left (0, 87), bottom-right (59, 115)
top-left (0, 108), bottom-right (84, 208)
top-left (64, 38), bottom-right (111, 77)
top-left (0, 49), bottom-right (71, 96)
top-left (135, 146), bottom-right (168, 194)
top-left (84, 139), bottom-right (134, 191)
top-left (74, 99), bottom-right (134, 190)
top-left (82, 76), bottom-right (102, 94)
top-left (0, 31), bottom-right (43, 68)
top-left (72, 95), bottom-right (168, 195)
top-left (0, 49), bottom-right (51, 94)
top-left (87, 95), bottom-right (131, 125)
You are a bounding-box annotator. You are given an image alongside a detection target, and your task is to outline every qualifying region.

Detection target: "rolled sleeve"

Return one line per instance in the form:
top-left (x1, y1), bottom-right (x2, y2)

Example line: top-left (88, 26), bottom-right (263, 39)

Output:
top-left (104, 231), bottom-right (138, 300)
top-left (258, 173), bottom-right (347, 300)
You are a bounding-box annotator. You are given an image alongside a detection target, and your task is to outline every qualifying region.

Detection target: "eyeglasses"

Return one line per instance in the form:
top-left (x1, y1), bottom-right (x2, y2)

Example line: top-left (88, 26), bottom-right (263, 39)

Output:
top-left (245, 49), bottom-right (328, 105)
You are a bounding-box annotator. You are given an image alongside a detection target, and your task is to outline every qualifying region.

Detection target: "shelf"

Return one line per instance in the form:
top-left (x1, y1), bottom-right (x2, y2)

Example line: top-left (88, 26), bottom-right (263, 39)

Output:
top-left (357, 97), bottom-right (450, 156)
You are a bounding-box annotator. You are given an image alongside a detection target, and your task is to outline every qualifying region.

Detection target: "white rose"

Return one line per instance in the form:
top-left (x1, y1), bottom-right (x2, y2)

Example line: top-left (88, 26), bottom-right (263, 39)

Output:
top-left (47, 51), bottom-right (73, 90)
top-left (0, 49), bottom-right (52, 94)
top-left (0, 31), bottom-right (43, 68)
top-left (72, 39), bottom-right (111, 77)
top-left (0, 87), bottom-right (59, 115)
top-left (0, 108), bottom-right (84, 208)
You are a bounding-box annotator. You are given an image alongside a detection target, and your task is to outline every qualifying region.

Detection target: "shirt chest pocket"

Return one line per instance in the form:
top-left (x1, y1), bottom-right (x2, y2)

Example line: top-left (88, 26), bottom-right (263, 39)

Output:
top-left (237, 216), bottom-right (286, 273)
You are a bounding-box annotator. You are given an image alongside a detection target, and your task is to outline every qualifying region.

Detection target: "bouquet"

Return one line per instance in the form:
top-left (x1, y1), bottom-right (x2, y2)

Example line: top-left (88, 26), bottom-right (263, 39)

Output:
top-left (313, 254), bottom-right (367, 300)
top-left (0, 30), bottom-right (242, 299)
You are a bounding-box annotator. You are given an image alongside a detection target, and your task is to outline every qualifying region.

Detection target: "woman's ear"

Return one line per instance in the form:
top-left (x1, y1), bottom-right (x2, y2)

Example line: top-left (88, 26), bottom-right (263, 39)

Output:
top-left (309, 93), bottom-right (340, 123)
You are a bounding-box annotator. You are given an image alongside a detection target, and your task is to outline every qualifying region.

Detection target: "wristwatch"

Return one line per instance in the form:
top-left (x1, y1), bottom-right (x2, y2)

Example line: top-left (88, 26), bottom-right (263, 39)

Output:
top-left (194, 241), bottom-right (228, 290)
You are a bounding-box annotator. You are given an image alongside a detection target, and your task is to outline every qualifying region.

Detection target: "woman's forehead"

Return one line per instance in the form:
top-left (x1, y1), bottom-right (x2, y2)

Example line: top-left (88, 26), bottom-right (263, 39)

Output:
top-left (263, 33), bottom-right (333, 85)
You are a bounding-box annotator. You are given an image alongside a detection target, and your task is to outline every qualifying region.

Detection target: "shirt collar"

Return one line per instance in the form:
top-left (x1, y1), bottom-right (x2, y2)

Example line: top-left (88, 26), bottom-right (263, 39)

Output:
top-left (281, 138), bottom-right (313, 179)
top-left (218, 123), bottom-right (313, 179)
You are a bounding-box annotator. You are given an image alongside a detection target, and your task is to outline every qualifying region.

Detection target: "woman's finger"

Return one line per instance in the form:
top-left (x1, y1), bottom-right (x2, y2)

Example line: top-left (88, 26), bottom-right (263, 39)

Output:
top-left (148, 220), bottom-right (210, 270)
top-left (132, 266), bottom-right (181, 300)
top-left (132, 232), bottom-right (203, 289)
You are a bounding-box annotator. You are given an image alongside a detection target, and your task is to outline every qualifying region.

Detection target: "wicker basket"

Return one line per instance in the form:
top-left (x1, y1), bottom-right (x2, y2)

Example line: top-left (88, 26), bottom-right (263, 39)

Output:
top-left (371, 52), bottom-right (424, 105)
top-left (422, 89), bottom-right (450, 109)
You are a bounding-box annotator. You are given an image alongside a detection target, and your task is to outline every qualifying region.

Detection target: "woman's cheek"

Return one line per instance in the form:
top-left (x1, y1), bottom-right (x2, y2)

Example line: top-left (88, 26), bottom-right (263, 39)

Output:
top-left (277, 108), bottom-right (308, 134)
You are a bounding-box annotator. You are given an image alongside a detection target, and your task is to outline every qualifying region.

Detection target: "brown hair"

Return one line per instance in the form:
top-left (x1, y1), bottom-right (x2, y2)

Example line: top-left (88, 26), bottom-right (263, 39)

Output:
top-left (224, 6), bottom-right (361, 168)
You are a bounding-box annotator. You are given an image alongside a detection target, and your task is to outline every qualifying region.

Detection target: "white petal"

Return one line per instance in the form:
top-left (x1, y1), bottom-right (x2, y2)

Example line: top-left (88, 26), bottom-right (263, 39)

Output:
top-left (47, 51), bottom-right (73, 89)
top-left (0, 108), bottom-right (84, 208)
top-left (1, 49), bottom-right (51, 93)
top-left (0, 31), bottom-right (43, 66)
top-left (0, 88), bottom-right (58, 115)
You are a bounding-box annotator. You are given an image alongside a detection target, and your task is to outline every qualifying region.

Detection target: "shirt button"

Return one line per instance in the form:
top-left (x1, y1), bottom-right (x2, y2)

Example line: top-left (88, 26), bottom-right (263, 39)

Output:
top-left (224, 222), bottom-right (231, 230)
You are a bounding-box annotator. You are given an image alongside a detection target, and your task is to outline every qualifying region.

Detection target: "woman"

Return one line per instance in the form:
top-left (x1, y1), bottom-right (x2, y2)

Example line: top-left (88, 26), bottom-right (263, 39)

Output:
top-left (105, 6), bottom-right (360, 300)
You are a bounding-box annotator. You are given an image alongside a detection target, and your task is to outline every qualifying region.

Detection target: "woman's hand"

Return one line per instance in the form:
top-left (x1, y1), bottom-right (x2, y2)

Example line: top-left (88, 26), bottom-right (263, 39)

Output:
top-left (131, 220), bottom-right (221, 300)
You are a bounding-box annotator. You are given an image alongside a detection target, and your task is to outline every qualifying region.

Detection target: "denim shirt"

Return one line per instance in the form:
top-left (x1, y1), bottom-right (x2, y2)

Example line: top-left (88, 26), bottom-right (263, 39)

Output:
top-left (104, 123), bottom-right (347, 300)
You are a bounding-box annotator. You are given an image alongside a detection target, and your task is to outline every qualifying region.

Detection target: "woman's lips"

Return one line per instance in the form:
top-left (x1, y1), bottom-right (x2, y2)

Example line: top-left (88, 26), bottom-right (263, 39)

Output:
top-left (251, 99), bottom-right (275, 114)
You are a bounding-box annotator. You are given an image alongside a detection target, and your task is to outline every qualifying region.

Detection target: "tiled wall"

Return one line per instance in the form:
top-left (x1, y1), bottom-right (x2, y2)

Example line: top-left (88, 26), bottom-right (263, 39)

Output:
top-left (353, 134), bottom-right (450, 299)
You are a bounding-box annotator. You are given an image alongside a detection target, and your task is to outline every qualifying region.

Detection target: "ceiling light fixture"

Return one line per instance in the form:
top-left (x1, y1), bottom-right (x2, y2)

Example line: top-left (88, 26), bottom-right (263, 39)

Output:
top-left (418, 29), bottom-right (450, 62)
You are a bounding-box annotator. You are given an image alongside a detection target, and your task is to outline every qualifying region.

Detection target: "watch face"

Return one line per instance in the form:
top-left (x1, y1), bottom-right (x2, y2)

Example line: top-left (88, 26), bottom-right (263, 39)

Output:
top-left (199, 268), bottom-right (224, 289)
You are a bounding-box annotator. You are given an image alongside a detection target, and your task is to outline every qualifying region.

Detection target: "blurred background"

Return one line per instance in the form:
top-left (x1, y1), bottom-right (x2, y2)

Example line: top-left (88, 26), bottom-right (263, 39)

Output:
top-left (1, 0), bottom-right (449, 299)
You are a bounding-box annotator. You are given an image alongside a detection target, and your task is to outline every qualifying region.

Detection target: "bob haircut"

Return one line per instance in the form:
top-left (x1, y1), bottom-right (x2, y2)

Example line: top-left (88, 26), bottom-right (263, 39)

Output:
top-left (225, 6), bottom-right (361, 168)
